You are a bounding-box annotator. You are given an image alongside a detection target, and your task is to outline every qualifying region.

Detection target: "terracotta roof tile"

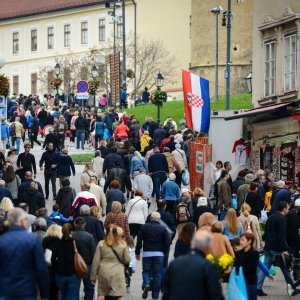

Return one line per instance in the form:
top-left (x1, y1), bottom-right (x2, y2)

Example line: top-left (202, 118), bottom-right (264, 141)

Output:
top-left (0, 0), bottom-right (105, 21)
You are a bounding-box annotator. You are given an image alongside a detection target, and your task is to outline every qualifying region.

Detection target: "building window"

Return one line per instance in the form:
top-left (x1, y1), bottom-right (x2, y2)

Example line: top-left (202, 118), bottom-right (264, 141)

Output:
top-left (81, 21), bottom-right (88, 44)
top-left (47, 27), bottom-right (54, 49)
top-left (63, 68), bottom-right (71, 89)
top-left (117, 16), bottom-right (123, 39)
top-left (12, 32), bottom-right (19, 54)
top-left (13, 75), bottom-right (19, 95)
top-left (64, 24), bottom-right (71, 47)
top-left (284, 34), bottom-right (297, 92)
top-left (99, 19), bottom-right (106, 42)
top-left (31, 29), bottom-right (37, 51)
top-left (31, 73), bottom-right (37, 95)
top-left (47, 71), bottom-right (54, 93)
top-left (264, 41), bottom-right (276, 97)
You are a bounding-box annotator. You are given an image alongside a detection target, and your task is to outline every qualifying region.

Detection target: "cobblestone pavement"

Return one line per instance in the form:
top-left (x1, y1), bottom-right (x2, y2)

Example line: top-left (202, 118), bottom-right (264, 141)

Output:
top-left (25, 140), bottom-right (292, 300)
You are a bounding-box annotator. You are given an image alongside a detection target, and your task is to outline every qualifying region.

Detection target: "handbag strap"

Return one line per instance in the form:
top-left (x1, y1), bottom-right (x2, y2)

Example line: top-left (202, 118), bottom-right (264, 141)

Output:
top-left (127, 198), bottom-right (142, 217)
top-left (73, 240), bottom-right (78, 253)
top-left (109, 246), bottom-right (126, 266)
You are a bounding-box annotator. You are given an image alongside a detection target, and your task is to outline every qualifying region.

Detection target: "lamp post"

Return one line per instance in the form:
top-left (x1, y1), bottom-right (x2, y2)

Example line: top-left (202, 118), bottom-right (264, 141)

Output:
top-left (211, 5), bottom-right (223, 102)
top-left (155, 71), bottom-right (164, 122)
top-left (91, 64), bottom-right (98, 107)
top-left (245, 72), bottom-right (252, 94)
top-left (54, 63), bottom-right (61, 97)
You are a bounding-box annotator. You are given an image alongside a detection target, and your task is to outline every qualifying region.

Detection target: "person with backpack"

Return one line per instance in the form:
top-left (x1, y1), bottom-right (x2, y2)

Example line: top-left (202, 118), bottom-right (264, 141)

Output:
top-left (29, 113), bottom-right (41, 148)
top-left (238, 203), bottom-right (262, 250)
top-left (161, 173), bottom-right (181, 216)
top-left (10, 116), bottom-right (23, 154)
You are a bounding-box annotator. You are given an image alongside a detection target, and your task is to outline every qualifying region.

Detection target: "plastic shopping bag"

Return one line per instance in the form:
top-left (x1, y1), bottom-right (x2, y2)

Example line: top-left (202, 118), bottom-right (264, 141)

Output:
top-left (228, 267), bottom-right (248, 300)
top-left (259, 255), bottom-right (277, 276)
top-left (103, 128), bottom-right (110, 140)
top-left (259, 207), bottom-right (268, 224)
top-left (182, 169), bottom-right (190, 186)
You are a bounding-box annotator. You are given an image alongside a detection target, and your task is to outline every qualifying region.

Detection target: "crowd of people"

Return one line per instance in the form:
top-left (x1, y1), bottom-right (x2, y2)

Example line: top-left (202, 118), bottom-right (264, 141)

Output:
top-left (0, 95), bottom-right (299, 300)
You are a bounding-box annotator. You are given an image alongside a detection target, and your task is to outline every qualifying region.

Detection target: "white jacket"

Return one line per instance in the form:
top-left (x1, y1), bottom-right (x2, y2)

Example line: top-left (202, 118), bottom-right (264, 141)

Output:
top-left (126, 196), bottom-right (148, 225)
top-left (91, 156), bottom-right (104, 179)
top-left (172, 149), bottom-right (187, 171)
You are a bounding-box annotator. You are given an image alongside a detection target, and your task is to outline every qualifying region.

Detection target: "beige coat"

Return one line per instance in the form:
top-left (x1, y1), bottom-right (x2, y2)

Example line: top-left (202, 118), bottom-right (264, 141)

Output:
top-left (91, 241), bottom-right (130, 297)
top-left (172, 149), bottom-right (187, 171)
top-left (238, 214), bottom-right (263, 250)
top-left (14, 121), bottom-right (23, 138)
top-left (91, 156), bottom-right (104, 179)
top-left (89, 183), bottom-right (107, 214)
top-left (80, 170), bottom-right (97, 187)
top-left (164, 152), bottom-right (181, 173)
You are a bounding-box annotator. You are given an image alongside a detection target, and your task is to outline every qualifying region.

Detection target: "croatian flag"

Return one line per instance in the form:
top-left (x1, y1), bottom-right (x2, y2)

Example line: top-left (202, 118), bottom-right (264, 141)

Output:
top-left (182, 70), bottom-right (210, 133)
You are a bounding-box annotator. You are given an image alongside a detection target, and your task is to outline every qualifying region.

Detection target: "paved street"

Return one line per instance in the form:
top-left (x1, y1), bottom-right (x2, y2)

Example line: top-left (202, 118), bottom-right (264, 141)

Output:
top-left (25, 140), bottom-right (292, 300)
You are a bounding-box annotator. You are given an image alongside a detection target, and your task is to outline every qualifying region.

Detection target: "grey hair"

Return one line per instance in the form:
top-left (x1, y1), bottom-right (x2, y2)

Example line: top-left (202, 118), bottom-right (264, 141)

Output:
top-left (150, 211), bottom-right (161, 222)
top-left (80, 204), bottom-right (91, 215)
top-left (169, 173), bottom-right (176, 181)
top-left (191, 231), bottom-right (212, 252)
top-left (0, 180), bottom-right (6, 186)
top-left (8, 208), bottom-right (26, 226)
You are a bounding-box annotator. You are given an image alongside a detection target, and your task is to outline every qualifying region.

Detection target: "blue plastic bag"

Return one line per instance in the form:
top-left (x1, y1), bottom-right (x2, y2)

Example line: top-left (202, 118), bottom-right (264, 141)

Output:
top-left (181, 169), bottom-right (190, 186)
top-left (231, 195), bottom-right (238, 209)
top-left (228, 267), bottom-right (248, 300)
top-left (103, 128), bottom-right (110, 140)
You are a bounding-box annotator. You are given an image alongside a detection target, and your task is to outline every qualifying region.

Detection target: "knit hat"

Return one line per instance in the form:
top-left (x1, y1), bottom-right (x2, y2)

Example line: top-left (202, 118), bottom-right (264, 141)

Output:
top-left (245, 173), bottom-right (255, 183)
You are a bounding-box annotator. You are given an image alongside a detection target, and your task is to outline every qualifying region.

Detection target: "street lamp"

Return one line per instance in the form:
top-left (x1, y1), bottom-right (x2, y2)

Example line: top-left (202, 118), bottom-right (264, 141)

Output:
top-left (54, 63), bottom-right (61, 78)
top-left (245, 72), bottom-right (252, 94)
top-left (211, 5), bottom-right (223, 101)
top-left (91, 65), bottom-right (98, 107)
top-left (155, 71), bottom-right (164, 122)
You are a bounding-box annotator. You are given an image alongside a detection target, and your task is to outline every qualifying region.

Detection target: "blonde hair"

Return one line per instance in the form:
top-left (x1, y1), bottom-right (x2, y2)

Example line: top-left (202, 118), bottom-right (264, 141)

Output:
top-left (241, 203), bottom-right (251, 217)
top-left (84, 163), bottom-right (94, 172)
top-left (225, 208), bottom-right (239, 234)
top-left (0, 197), bottom-right (14, 213)
top-left (99, 140), bottom-right (107, 147)
top-left (104, 225), bottom-right (125, 247)
top-left (45, 224), bottom-right (63, 239)
top-left (111, 201), bottom-right (122, 213)
top-left (193, 187), bottom-right (205, 197)
top-left (90, 206), bottom-right (102, 218)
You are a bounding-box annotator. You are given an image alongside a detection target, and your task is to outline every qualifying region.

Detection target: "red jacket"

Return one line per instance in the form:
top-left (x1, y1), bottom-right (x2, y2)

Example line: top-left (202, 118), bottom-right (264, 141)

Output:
top-left (114, 122), bottom-right (129, 139)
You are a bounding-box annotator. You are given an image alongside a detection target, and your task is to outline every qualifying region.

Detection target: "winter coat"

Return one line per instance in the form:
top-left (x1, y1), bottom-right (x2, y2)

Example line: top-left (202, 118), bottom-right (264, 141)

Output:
top-left (126, 196), bottom-right (148, 225)
top-left (105, 212), bottom-right (130, 237)
top-left (89, 183), bottom-right (107, 213)
top-left (140, 134), bottom-right (152, 153)
top-left (153, 128), bottom-right (166, 146)
top-left (148, 152), bottom-right (169, 174)
top-left (75, 116), bottom-right (87, 130)
top-left (217, 179), bottom-right (231, 208)
top-left (22, 188), bottom-right (45, 215)
top-left (55, 186), bottom-right (76, 217)
top-left (164, 152), bottom-right (181, 173)
top-left (238, 214), bottom-right (262, 250)
top-left (286, 208), bottom-right (300, 252)
top-left (95, 121), bottom-right (105, 135)
top-left (270, 188), bottom-right (291, 215)
top-left (103, 153), bottom-right (124, 173)
top-left (172, 149), bottom-right (187, 171)
top-left (91, 156), bottom-right (104, 179)
top-left (245, 191), bottom-right (262, 219)
top-left (237, 183), bottom-right (250, 207)
top-left (161, 180), bottom-right (181, 201)
top-left (81, 214), bottom-right (105, 245)
top-left (105, 188), bottom-right (125, 214)
top-left (130, 155), bottom-right (148, 176)
top-left (114, 123), bottom-right (129, 139)
top-left (104, 167), bottom-right (131, 193)
top-left (57, 154), bottom-right (75, 177)
top-left (104, 112), bottom-right (115, 129)
top-left (232, 176), bottom-right (245, 194)
top-left (91, 241), bottom-right (130, 297)
top-left (80, 170), bottom-right (97, 188)
top-left (0, 226), bottom-right (49, 299)
top-left (1, 121), bottom-right (9, 139)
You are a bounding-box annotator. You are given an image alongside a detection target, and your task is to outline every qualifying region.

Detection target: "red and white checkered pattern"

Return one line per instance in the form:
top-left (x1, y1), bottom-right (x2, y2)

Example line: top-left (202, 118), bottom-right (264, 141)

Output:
top-left (188, 92), bottom-right (204, 108)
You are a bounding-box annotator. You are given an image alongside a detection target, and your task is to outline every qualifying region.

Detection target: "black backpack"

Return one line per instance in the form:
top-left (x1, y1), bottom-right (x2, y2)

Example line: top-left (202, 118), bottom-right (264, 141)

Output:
top-left (9, 123), bottom-right (16, 136)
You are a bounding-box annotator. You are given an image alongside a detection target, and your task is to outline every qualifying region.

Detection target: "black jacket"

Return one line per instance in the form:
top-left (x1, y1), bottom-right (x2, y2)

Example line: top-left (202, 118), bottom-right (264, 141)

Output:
top-left (136, 221), bottom-right (170, 255)
top-left (104, 112), bottom-right (115, 129)
top-left (18, 179), bottom-right (44, 203)
top-left (286, 208), bottom-right (300, 253)
top-left (245, 191), bottom-right (262, 219)
top-left (39, 150), bottom-right (59, 171)
top-left (75, 116), bottom-right (87, 130)
top-left (153, 128), bottom-right (166, 146)
top-left (232, 177), bottom-right (245, 195)
top-left (57, 154), bottom-right (75, 177)
top-left (81, 214), bottom-right (104, 244)
top-left (105, 188), bottom-right (125, 214)
top-left (22, 188), bottom-right (45, 215)
top-left (43, 133), bottom-right (59, 150)
top-left (103, 153), bottom-right (124, 174)
top-left (55, 186), bottom-right (75, 217)
top-left (104, 167), bottom-right (131, 193)
top-left (264, 211), bottom-right (289, 252)
top-left (235, 248), bottom-right (259, 285)
top-left (148, 152), bottom-right (169, 174)
top-left (17, 152), bottom-right (37, 175)
top-left (72, 229), bottom-right (96, 265)
top-left (163, 250), bottom-right (224, 300)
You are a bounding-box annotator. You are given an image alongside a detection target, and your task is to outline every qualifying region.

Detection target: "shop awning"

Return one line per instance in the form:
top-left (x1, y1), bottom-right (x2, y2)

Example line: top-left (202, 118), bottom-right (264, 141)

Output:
top-left (224, 101), bottom-right (300, 121)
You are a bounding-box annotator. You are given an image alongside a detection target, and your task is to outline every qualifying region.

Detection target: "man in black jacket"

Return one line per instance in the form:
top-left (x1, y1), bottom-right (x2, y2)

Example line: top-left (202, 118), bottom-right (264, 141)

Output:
top-left (102, 146), bottom-right (124, 174)
top-left (72, 217), bottom-right (96, 300)
top-left (30, 113), bottom-right (41, 148)
top-left (148, 146), bottom-right (169, 200)
top-left (42, 128), bottom-right (59, 151)
top-left (162, 230), bottom-right (223, 300)
top-left (79, 205), bottom-right (104, 244)
top-left (39, 143), bottom-right (59, 200)
top-left (22, 181), bottom-right (45, 215)
top-left (153, 124), bottom-right (166, 147)
top-left (17, 144), bottom-right (37, 181)
top-left (257, 201), bottom-right (298, 296)
top-left (75, 113), bottom-right (87, 150)
top-left (136, 212), bottom-right (170, 300)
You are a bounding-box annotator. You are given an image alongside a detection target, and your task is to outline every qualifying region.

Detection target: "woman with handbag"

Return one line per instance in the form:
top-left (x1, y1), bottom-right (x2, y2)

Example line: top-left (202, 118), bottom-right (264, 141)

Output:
top-left (51, 223), bottom-right (81, 300)
top-left (91, 225), bottom-right (131, 300)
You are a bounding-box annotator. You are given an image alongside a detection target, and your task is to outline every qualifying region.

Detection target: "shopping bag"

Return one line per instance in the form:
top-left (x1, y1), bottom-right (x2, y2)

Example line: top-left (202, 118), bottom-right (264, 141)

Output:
top-left (182, 169), bottom-right (190, 186)
top-left (228, 267), bottom-right (248, 300)
top-left (259, 207), bottom-right (268, 224)
top-left (259, 255), bottom-right (277, 276)
top-left (103, 128), bottom-right (110, 140)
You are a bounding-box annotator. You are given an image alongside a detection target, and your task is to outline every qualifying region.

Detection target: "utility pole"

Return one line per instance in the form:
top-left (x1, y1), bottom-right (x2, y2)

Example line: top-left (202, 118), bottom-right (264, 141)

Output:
top-left (122, 0), bottom-right (126, 88)
top-left (225, 0), bottom-right (232, 110)
top-left (132, 0), bottom-right (137, 101)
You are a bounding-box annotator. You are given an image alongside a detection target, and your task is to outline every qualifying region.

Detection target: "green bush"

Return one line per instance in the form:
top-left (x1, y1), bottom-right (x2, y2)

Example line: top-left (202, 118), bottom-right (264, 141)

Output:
top-left (70, 153), bottom-right (94, 163)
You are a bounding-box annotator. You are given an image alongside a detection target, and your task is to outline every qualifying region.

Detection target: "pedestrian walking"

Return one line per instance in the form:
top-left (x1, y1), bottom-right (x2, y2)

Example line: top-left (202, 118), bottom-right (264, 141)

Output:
top-left (17, 143), bottom-right (37, 181)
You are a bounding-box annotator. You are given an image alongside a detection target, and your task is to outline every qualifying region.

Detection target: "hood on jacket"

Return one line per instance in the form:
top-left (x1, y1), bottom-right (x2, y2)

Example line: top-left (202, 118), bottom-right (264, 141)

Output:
top-left (25, 188), bottom-right (39, 196)
top-left (60, 186), bottom-right (73, 193)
